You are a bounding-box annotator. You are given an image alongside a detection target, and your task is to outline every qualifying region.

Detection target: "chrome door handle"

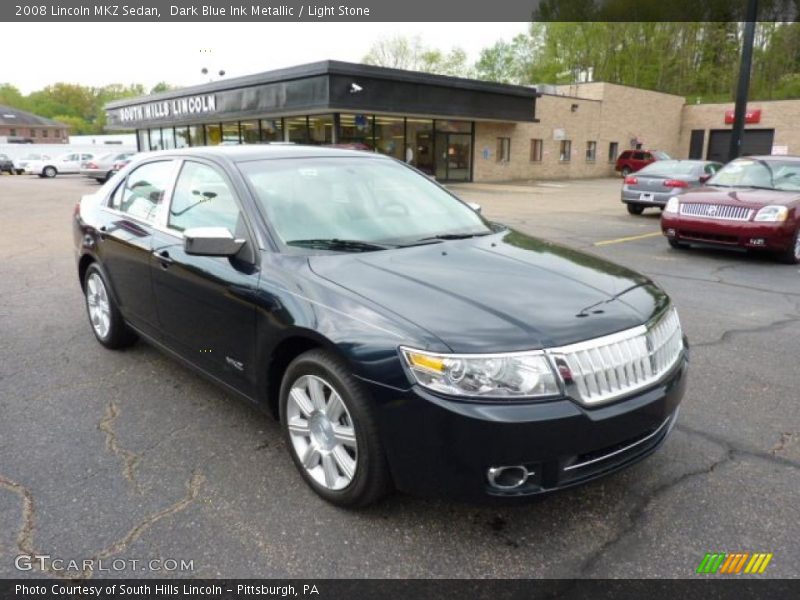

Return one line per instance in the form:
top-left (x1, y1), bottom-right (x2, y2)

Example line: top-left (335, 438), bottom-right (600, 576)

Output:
top-left (153, 250), bottom-right (174, 267)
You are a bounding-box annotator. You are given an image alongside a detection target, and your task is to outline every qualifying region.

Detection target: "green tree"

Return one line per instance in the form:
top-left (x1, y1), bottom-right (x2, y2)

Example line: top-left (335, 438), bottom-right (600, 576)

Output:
top-left (0, 83), bottom-right (27, 109)
top-left (363, 35), bottom-right (471, 77)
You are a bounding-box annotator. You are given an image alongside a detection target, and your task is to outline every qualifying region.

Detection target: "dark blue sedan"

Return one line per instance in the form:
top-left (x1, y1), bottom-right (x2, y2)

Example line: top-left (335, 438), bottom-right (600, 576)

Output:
top-left (73, 145), bottom-right (688, 506)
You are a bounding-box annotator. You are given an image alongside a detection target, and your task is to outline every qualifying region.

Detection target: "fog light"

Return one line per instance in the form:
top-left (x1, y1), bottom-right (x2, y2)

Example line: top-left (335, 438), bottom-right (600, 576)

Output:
top-left (666, 228), bottom-right (676, 237)
top-left (749, 238), bottom-right (765, 246)
top-left (487, 465), bottom-right (531, 490)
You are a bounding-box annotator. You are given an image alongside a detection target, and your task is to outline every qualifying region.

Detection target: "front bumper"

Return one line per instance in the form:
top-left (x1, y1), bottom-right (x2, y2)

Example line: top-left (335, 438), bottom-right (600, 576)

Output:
top-left (661, 213), bottom-right (795, 252)
top-left (365, 352), bottom-right (688, 501)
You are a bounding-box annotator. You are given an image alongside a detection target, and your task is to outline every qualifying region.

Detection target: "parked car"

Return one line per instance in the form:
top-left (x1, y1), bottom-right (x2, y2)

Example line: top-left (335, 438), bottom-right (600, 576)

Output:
top-left (662, 155), bottom-right (800, 264)
top-left (74, 146), bottom-right (687, 506)
top-left (622, 159), bottom-right (723, 215)
top-left (80, 152), bottom-right (136, 183)
top-left (109, 156), bottom-right (135, 178)
top-left (26, 152), bottom-right (97, 178)
top-left (13, 153), bottom-right (51, 175)
top-left (615, 150), bottom-right (671, 177)
top-left (0, 153), bottom-right (13, 174)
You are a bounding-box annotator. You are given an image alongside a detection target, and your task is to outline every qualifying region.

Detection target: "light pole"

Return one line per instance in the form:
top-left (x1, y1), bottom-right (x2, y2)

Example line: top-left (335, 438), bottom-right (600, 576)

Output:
top-left (728, 0), bottom-right (759, 162)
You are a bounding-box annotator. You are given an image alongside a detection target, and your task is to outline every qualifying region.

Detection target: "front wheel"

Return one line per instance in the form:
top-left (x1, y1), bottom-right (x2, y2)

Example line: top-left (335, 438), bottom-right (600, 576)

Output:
top-left (83, 264), bottom-right (137, 349)
top-left (776, 227), bottom-right (800, 264)
top-left (627, 203), bottom-right (645, 215)
top-left (42, 166), bottom-right (57, 178)
top-left (668, 238), bottom-right (689, 250)
top-left (279, 349), bottom-right (391, 508)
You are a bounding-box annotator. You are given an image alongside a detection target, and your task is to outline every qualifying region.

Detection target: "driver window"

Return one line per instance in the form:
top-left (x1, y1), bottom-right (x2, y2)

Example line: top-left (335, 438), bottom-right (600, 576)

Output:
top-left (168, 161), bottom-right (241, 233)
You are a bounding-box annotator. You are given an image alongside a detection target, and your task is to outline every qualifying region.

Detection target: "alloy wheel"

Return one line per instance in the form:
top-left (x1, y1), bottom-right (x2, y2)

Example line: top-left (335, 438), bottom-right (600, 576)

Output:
top-left (286, 374), bottom-right (358, 490)
top-left (86, 273), bottom-right (111, 339)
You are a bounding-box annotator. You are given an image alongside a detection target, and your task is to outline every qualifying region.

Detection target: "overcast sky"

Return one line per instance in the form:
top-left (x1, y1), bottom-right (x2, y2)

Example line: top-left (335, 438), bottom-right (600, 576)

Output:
top-left (1, 22), bottom-right (527, 94)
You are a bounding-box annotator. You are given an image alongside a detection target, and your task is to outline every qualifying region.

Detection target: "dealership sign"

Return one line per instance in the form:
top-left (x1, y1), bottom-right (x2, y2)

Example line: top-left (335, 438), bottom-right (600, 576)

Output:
top-left (117, 94), bottom-right (217, 123)
top-left (724, 108), bottom-right (761, 124)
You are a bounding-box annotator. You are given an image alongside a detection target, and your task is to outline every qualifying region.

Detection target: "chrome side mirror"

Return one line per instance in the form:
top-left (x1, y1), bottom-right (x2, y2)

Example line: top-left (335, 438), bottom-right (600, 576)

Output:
top-left (184, 227), bottom-right (245, 256)
top-left (467, 202), bottom-right (482, 214)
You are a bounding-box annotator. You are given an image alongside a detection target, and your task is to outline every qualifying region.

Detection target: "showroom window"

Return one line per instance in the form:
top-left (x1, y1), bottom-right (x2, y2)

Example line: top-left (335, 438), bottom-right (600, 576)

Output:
top-left (260, 119), bottom-right (283, 142)
top-left (497, 137), bottom-right (511, 163)
top-left (530, 139), bottom-right (543, 162)
top-left (374, 116), bottom-right (404, 160)
top-left (137, 130), bottom-right (149, 151)
top-left (205, 124), bottom-right (222, 146)
top-left (286, 117), bottom-right (309, 144)
top-left (405, 118), bottom-right (434, 174)
top-left (608, 142), bottom-right (619, 162)
top-left (240, 120), bottom-right (260, 144)
top-left (188, 125), bottom-right (204, 146)
top-left (308, 115), bottom-right (335, 145)
top-left (175, 127), bottom-right (190, 148)
top-left (586, 141), bottom-right (597, 162)
top-left (149, 128), bottom-right (162, 150)
top-left (559, 140), bottom-right (572, 162)
top-left (222, 122), bottom-right (241, 144)
top-left (161, 127), bottom-right (176, 150)
top-left (339, 113), bottom-right (373, 148)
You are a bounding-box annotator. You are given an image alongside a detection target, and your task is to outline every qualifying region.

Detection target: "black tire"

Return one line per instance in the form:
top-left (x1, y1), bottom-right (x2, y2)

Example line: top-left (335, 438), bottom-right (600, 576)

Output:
top-left (104, 171), bottom-right (114, 183)
top-left (668, 238), bottom-right (689, 250)
top-left (279, 349), bottom-right (391, 508)
top-left (621, 167), bottom-right (632, 177)
top-left (43, 166), bottom-right (57, 178)
top-left (627, 203), bottom-right (645, 215)
top-left (776, 227), bottom-right (800, 264)
top-left (15, 169), bottom-right (24, 175)
top-left (83, 263), bottom-right (137, 349)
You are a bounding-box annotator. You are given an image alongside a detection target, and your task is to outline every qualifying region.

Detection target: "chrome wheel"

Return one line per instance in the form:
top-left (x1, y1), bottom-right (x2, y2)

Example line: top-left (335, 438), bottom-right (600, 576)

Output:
top-left (86, 273), bottom-right (111, 339)
top-left (286, 374), bottom-right (358, 491)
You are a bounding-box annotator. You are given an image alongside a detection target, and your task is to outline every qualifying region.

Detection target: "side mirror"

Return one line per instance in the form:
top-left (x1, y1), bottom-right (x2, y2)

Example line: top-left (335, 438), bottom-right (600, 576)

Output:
top-left (699, 174), bottom-right (712, 184)
top-left (467, 202), bottom-right (482, 214)
top-left (184, 227), bottom-right (245, 256)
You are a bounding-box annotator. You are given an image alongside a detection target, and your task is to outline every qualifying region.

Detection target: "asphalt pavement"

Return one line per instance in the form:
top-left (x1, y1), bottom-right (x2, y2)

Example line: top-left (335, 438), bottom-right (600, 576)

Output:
top-left (0, 173), bottom-right (797, 579)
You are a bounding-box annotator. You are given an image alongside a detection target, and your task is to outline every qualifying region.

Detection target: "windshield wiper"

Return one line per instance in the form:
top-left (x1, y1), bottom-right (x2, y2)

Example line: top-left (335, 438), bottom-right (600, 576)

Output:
top-left (418, 232), bottom-right (492, 242)
top-left (286, 238), bottom-right (393, 252)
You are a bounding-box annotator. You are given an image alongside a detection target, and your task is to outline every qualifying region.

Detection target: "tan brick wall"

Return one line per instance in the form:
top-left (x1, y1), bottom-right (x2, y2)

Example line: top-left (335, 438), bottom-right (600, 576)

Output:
top-left (680, 100), bottom-right (800, 158)
top-left (473, 83), bottom-right (685, 182)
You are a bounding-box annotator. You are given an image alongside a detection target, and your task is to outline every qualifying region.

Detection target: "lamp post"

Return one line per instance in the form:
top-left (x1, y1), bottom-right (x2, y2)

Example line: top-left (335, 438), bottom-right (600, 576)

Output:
top-left (728, 0), bottom-right (759, 161)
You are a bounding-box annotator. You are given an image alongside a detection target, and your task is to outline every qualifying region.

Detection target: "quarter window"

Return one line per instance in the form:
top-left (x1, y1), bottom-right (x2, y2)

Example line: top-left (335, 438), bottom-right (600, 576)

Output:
top-left (168, 161), bottom-right (241, 234)
top-left (110, 160), bottom-right (174, 223)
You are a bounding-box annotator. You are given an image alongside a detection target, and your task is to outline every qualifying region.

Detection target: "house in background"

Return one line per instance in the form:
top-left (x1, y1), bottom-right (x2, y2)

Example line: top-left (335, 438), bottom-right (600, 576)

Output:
top-left (0, 105), bottom-right (69, 144)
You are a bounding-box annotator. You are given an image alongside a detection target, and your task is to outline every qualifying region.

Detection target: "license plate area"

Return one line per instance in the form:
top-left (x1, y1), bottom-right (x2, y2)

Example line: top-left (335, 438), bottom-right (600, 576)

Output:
top-left (639, 192), bottom-right (654, 202)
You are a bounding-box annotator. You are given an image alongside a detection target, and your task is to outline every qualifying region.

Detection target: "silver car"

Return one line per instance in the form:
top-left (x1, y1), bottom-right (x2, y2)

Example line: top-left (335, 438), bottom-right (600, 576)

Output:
top-left (622, 160), bottom-right (722, 215)
top-left (80, 151), bottom-right (136, 183)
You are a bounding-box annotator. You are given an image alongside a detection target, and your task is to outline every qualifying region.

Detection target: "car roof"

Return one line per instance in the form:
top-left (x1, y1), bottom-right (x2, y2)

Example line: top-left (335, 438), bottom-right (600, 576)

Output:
top-left (139, 144), bottom-right (390, 163)
top-left (737, 154), bottom-right (800, 162)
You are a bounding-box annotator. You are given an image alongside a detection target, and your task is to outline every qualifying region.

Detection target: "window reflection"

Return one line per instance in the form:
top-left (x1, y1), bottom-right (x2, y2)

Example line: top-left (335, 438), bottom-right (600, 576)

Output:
top-left (240, 120), bottom-right (259, 144)
top-left (260, 119), bottom-right (283, 142)
top-left (222, 122), bottom-right (240, 144)
top-left (374, 116), bottom-right (404, 160)
top-left (286, 117), bottom-right (308, 144)
top-left (308, 115), bottom-right (334, 145)
top-left (338, 114), bottom-right (373, 149)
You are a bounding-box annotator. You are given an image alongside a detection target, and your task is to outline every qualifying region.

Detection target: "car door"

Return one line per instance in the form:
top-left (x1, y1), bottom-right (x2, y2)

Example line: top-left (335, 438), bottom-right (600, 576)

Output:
top-left (150, 158), bottom-right (260, 393)
top-left (78, 153), bottom-right (95, 172)
top-left (94, 159), bottom-right (177, 338)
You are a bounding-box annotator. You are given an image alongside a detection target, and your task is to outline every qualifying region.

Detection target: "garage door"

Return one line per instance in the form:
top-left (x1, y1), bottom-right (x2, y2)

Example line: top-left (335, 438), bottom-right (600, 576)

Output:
top-left (706, 129), bottom-right (775, 162)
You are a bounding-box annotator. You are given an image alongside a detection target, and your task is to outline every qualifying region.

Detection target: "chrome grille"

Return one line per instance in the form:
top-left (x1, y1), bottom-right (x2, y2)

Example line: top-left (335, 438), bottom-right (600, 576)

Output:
top-left (549, 308), bottom-right (684, 406)
top-left (679, 203), bottom-right (752, 221)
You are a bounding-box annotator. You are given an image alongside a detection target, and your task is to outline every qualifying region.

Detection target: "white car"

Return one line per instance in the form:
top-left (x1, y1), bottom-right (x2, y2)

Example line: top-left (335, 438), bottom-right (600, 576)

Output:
top-left (26, 152), bottom-right (97, 178)
top-left (13, 153), bottom-right (51, 175)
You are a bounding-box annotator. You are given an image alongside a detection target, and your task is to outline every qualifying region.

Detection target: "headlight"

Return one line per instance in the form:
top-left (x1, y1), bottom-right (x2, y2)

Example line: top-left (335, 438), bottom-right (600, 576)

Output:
top-left (664, 196), bottom-right (680, 214)
top-left (753, 205), bottom-right (788, 222)
top-left (400, 347), bottom-right (560, 398)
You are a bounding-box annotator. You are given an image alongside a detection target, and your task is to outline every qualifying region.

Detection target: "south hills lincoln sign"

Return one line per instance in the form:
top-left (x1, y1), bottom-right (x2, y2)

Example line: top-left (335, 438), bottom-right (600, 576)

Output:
top-left (116, 94), bottom-right (218, 124)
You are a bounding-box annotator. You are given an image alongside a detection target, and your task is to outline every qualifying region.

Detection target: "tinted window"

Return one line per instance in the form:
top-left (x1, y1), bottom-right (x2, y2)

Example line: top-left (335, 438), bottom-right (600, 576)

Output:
top-left (632, 152), bottom-right (644, 160)
top-left (168, 161), bottom-right (241, 233)
top-left (110, 160), bottom-right (174, 223)
top-left (638, 160), bottom-right (699, 177)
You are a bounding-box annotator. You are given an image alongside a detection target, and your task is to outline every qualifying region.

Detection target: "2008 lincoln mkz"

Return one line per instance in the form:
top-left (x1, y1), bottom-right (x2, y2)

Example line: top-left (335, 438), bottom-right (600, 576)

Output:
top-left (73, 146), bottom-right (688, 507)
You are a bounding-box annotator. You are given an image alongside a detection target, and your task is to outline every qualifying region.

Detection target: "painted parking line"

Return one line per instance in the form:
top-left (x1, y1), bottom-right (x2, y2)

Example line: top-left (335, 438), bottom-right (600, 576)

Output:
top-left (594, 231), bottom-right (663, 246)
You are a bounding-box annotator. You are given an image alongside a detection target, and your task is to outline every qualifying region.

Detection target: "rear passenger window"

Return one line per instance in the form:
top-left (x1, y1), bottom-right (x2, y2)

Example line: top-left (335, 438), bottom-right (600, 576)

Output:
top-left (109, 160), bottom-right (174, 223)
top-left (168, 161), bottom-right (241, 233)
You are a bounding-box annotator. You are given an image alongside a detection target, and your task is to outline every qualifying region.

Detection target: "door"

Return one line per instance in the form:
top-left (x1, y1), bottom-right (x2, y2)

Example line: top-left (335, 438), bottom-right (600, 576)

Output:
top-left (151, 159), bottom-right (260, 392)
top-left (434, 133), bottom-right (472, 182)
top-left (688, 129), bottom-right (705, 159)
top-left (707, 129), bottom-right (775, 162)
top-left (95, 159), bottom-right (175, 336)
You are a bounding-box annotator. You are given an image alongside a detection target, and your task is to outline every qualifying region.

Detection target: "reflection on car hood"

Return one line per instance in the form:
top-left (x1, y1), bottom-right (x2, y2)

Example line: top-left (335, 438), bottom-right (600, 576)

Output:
top-left (309, 230), bottom-right (668, 353)
top-left (681, 186), bottom-right (800, 207)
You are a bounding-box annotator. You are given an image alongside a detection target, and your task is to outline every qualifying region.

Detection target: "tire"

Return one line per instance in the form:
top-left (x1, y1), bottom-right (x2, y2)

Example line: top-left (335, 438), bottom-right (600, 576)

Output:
top-left (627, 203), bottom-right (645, 215)
top-left (279, 349), bottom-right (391, 508)
top-left (83, 264), bottom-right (137, 349)
top-left (104, 171), bottom-right (114, 183)
top-left (15, 169), bottom-right (24, 175)
top-left (621, 167), bottom-right (632, 177)
top-left (43, 166), bottom-right (57, 178)
top-left (668, 238), bottom-right (689, 250)
top-left (776, 226), bottom-right (800, 265)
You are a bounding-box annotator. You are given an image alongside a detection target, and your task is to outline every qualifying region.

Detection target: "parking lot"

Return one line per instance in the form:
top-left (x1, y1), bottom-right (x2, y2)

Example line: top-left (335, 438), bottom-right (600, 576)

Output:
top-left (0, 173), bottom-right (798, 579)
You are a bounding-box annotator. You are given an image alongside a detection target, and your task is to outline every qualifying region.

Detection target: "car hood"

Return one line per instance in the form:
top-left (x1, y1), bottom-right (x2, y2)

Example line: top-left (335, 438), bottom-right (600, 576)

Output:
top-left (308, 230), bottom-right (668, 353)
top-left (681, 185), bottom-right (800, 207)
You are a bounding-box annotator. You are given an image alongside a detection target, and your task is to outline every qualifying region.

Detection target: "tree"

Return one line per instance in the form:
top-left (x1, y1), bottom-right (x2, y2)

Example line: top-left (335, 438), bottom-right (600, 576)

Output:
top-left (0, 83), bottom-right (27, 109)
top-left (363, 35), bottom-right (471, 77)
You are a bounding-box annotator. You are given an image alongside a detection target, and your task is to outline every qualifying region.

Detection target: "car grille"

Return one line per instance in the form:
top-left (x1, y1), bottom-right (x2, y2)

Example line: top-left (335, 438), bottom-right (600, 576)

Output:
top-left (548, 307), bottom-right (683, 406)
top-left (679, 203), bottom-right (753, 221)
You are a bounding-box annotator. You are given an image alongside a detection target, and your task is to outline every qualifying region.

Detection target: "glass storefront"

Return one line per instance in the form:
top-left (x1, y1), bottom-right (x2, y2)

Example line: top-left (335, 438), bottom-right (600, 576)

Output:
top-left (136, 115), bottom-right (473, 181)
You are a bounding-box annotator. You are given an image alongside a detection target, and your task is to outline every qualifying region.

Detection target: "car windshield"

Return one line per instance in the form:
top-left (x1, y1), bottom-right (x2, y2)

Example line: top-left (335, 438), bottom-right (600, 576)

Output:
top-left (238, 157), bottom-right (491, 249)
top-left (652, 151), bottom-right (671, 160)
top-left (638, 160), bottom-right (698, 178)
top-left (708, 158), bottom-right (800, 191)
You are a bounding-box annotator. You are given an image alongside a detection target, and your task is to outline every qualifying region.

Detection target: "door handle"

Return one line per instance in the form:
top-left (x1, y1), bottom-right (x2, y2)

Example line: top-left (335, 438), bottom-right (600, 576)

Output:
top-left (153, 250), bottom-right (174, 268)
top-left (98, 225), bottom-right (107, 240)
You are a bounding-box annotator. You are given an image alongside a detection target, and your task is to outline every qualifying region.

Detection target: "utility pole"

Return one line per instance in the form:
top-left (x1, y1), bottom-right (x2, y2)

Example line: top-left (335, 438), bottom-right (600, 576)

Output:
top-left (728, 0), bottom-right (759, 161)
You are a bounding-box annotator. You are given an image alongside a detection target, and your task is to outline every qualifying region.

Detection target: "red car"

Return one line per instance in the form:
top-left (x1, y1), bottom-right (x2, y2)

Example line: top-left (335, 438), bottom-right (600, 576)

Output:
top-left (661, 156), bottom-right (800, 264)
top-left (615, 150), bottom-right (671, 177)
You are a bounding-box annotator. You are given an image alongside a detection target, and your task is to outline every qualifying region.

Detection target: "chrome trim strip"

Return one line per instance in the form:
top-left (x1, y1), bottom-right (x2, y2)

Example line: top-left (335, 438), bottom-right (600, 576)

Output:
top-left (563, 414), bottom-right (673, 472)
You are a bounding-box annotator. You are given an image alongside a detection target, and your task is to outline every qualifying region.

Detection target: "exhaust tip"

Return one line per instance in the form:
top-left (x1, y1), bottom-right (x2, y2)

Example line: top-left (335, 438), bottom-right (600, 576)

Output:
top-left (487, 465), bottom-right (532, 490)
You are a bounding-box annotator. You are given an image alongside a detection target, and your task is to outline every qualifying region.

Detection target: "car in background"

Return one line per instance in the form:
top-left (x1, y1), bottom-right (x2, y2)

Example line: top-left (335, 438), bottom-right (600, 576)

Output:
top-left (622, 160), bottom-right (723, 215)
top-left (615, 150), bottom-right (671, 177)
top-left (12, 153), bottom-right (51, 175)
top-left (26, 152), bottom-right (97, 178)
top-left (0, 154), bottom-right (13, 174)
top-left (109, 155), bottom-right (136, 178)
top-left (662, 156), bottom-right (800, 264)
top-left (80, 152), bottom-right (136, 183)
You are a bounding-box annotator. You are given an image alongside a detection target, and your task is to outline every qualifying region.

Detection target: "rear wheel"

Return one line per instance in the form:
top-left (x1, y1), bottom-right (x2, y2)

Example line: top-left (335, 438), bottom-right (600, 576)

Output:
top-left (776, 227), bottom-right (800, 264)
top-left (627, 203), bottom-right (645, 215)
top-left (279, 349), bottom-right (391, 507)
top-left (83, 264), bottom-right (137, 349)
top-left (42, 166), bottom-right (57, 178)
top-left (621, 166), bottom-right (632, 177)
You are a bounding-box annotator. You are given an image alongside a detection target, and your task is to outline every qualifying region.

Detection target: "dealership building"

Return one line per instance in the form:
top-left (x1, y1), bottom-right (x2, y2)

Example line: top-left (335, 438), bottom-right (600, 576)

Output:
top-left (105, 60), bottom-right (800, 183)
